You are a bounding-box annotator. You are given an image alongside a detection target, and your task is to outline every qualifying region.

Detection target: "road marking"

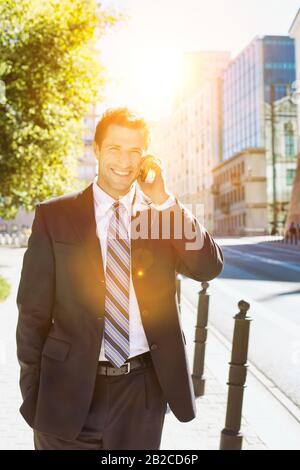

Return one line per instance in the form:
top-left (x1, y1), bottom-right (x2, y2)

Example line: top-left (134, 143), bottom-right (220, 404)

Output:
top-left (223, 247), bottom-right (300, 274)
top-left (254, 243), bottom-right (300, 258)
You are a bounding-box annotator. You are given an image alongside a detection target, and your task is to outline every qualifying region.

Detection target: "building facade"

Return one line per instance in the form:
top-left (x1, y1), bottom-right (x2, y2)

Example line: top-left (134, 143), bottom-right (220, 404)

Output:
top-left (174, 50), bottom-right (231, 107)
top-left (151, 76), bottom-right (226, 232)
top-left (151, 51), bottom-right (231, 232)
top-left (212, 148), bottom-right (267, 236)
top-left (220, 35), bottom-right (297, 234)
top-left (287, 9), bottom-right (300, 229)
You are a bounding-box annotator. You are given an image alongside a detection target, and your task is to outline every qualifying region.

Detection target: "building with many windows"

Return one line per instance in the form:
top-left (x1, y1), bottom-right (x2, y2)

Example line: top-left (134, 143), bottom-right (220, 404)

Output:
top-left (222, 35), bottom-right (296, 160)
top-left (216, 35), bottom-right (297, 234)
top-left (151, 51), bottom-right (231, 232)
top-left (151, 76), bottom-right (226, 232)
top-left (212, 148), bottom-right (267, 236)
top-left (174, 50), bottom-right (230, 107)
top-left (287, 9), bottom-right (300, 229)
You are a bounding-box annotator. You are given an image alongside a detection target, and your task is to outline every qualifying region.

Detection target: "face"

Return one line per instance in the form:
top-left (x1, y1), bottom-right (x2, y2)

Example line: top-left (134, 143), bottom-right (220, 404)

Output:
top-left (94, 124), bottom-right (145, 198)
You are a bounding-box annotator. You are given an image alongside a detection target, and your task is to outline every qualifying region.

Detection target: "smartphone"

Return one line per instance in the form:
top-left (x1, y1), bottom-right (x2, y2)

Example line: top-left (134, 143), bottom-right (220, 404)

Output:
top-left (138, 155), bottom-right (159, 183)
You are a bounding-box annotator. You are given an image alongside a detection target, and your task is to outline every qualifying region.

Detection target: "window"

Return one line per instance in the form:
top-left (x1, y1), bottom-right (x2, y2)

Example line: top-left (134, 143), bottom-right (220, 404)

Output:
top-left (286, 169), bottom-right (296, 186)
top-left (284, 122), bottom-right (295, 157)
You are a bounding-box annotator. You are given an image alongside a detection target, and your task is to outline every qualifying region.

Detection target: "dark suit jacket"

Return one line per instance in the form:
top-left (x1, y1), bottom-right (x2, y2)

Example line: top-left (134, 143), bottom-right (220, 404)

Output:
top-left (16, 182), bottom-right (224, 440)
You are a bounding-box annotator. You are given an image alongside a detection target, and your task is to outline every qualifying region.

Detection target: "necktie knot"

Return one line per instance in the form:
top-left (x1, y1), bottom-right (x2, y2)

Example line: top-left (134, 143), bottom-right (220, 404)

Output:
top-left (112, 200), bottom-right (127, 215)
top-left (111, 200), bottom-right (118, 212)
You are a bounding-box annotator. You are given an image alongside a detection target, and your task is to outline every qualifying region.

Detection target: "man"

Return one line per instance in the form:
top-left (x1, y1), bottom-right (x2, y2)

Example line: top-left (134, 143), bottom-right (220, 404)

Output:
top-left (16, 107), bottom-right (224, 450)
top-left (287, 221), bottom-right (297, 245)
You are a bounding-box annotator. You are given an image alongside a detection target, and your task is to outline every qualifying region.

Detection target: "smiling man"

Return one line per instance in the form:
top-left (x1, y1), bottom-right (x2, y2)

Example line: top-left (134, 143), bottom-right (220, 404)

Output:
top-left (16, 107), bottom-right (224, 450)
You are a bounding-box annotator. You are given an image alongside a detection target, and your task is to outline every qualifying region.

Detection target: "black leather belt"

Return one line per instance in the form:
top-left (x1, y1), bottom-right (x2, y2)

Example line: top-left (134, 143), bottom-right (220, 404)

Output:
top-left (97, 352), bottom-right (152, 376)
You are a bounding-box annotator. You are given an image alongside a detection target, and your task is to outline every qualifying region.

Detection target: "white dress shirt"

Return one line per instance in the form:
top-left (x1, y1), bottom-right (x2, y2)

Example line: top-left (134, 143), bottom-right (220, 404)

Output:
top-left (92, 176), bottom-right (176, 362)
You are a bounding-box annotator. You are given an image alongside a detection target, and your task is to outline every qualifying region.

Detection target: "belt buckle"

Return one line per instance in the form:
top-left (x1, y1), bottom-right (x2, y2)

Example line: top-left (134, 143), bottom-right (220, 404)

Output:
top-left (123, 361), bottom-right (131, 375)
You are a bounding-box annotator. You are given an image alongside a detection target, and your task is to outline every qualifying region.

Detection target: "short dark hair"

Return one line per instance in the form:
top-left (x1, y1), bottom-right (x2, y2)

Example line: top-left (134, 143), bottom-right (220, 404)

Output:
top-left (94, 107), bottom-right (150, 151)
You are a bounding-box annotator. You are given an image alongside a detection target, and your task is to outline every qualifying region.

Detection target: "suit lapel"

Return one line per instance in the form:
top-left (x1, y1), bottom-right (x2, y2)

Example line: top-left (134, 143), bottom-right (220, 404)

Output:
top-left (71, 182), bottom-right (105, 285)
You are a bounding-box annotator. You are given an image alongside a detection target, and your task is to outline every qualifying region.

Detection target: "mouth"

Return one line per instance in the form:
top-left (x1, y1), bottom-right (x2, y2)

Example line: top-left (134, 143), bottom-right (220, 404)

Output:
top-left (111, 168), bottom-right (132, 177)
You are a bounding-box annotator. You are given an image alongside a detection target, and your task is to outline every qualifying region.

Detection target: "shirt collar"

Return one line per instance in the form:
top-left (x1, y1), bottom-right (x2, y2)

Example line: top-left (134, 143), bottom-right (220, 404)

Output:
top-left (92, 176), bottom-right (137, 217)
top-left (92, 176), bottom-right (160, 219)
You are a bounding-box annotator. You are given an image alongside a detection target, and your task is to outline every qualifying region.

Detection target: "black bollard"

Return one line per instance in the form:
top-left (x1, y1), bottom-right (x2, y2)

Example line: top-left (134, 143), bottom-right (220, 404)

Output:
top-left (192, 281), bottom-right (210, 397)
top-left (220, 300), bottom-right (252, 450)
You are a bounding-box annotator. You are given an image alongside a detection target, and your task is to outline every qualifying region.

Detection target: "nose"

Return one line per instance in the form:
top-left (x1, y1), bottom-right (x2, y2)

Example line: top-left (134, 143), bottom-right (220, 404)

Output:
top-left (115, 151), bottom-right (134, 169)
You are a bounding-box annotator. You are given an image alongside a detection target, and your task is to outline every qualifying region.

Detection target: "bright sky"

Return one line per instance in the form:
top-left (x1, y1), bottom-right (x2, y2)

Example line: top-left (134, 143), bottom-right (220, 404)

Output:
top-left (98, 0), bottom-right (299, 121)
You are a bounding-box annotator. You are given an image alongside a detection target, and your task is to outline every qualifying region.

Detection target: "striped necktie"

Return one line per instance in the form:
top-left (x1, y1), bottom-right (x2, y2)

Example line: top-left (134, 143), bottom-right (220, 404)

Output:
top-left (104, 200), bottom-right (130, 368)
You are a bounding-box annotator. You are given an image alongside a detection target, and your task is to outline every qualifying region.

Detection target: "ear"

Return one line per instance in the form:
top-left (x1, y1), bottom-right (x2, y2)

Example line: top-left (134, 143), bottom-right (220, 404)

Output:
top-left (93, 141), bottom-right (99, 156)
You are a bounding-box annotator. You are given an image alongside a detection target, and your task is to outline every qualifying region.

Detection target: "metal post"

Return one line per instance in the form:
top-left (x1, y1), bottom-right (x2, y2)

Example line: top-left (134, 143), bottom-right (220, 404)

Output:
top-left (192, 281), bottom-right (209, 397)
top-left (220, 300), bottom-right (252, 450)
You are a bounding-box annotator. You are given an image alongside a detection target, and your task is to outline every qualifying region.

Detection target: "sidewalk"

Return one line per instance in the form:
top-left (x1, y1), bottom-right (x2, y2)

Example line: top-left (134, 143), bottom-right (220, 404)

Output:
top-left (0, 248), bottom-right (33, 449)
top-left (160, 283), bottom-right (300, 450)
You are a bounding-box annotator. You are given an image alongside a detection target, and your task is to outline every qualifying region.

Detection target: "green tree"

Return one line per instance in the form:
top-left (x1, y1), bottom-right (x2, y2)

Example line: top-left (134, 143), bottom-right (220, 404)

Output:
top-left (0, 0), bottom-right (121, 219)
top-left (0, 275), bottom-right (11, 302)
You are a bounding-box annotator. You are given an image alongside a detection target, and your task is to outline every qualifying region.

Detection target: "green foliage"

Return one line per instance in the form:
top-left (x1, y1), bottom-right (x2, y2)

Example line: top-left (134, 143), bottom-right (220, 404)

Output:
top-left (0, 275), bottom-right (11, 302)
top-left (0, 0), bottom-right (121, 218)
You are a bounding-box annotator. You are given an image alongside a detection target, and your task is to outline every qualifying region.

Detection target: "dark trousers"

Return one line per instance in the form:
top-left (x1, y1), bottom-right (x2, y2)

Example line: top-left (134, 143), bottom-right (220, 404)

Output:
top-left (33, 353), bottom-right (168, 450)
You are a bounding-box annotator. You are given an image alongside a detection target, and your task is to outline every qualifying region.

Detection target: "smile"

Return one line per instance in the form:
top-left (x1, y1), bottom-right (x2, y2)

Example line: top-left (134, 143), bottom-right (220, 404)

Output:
top-left (111, 169), bottom-right (131, 176)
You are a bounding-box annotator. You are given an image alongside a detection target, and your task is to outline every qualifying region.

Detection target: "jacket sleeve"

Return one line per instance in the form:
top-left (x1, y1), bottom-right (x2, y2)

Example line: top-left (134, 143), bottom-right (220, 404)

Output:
top-left (161, 198), bottom-right (224, 282)
top-left (15, 203), bottom-right (55, 399)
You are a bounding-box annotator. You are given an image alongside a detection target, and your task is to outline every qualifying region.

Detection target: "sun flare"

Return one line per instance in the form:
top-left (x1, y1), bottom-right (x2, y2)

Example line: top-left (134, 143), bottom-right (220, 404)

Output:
top-left (103, 45), bottom-right (182, 122)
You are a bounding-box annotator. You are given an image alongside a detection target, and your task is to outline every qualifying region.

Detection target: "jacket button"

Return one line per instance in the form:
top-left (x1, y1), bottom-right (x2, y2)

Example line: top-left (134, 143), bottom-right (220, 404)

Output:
top-left (150, 344), bottom-right (157, 351)
top-left (97, 317), bottom-right (103, 321)
top-left (142, 309), bottom-right (148, 316)
top-left (100, 280), bottom-right (105, 284)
